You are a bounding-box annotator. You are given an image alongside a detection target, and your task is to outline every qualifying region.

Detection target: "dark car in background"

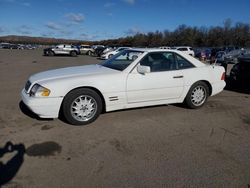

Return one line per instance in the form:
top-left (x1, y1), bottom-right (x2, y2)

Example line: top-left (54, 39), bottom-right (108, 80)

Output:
top-left (0, 43), bottom-right (11, 49)
top-left (224, 49), bottom-right (245, 63)
top-left (223, 46), bottom-right (240, 53)
top-left (215, 51), bottom-right (226, 64)
top-left (229, 54), bottom-right (250, 85)
top-left (195, 48), bottom-right (211, 61)
top-left (92, 46), bottom-right (106, 57)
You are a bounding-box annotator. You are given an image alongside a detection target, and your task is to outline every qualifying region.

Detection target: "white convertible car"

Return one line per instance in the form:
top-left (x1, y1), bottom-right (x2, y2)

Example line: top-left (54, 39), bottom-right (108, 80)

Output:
top-left (21, 49), bottom-right (226, 125)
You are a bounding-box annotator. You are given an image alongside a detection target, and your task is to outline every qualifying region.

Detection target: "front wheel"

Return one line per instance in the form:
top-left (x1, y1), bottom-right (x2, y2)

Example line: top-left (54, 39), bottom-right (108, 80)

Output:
top-left (185, 82), bottom-right (209, 109)
top-left (70, 51), bottom-right (77, 57)
top-left (62, 88), bottom-right (102, 125)
top-left (48, 51), bottom-right (54, 56)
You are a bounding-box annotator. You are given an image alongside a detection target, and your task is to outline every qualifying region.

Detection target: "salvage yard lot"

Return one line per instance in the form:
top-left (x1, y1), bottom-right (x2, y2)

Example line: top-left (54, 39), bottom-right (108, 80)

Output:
top-left (0, 49), bottom-right (250, 187)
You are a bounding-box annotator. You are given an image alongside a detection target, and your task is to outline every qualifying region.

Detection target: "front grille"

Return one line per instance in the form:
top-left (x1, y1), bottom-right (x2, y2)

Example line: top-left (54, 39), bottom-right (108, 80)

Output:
top-left (25, 80), bottom-right (31, 92)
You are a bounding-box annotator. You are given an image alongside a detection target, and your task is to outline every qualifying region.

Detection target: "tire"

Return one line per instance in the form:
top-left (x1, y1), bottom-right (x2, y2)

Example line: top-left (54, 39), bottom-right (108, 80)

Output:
top-left (108, 54), bottom-right (113, 59)
top-left (185, 81), bottom-right (209, 109)
top-left (70, 51), bottom-right (77, 57)
top-left (48, 51), bottom-right (54, 56)
top-left (62, 88), bottom-right (103, 125)
top-left (87, 51), bottom-right (92, 56)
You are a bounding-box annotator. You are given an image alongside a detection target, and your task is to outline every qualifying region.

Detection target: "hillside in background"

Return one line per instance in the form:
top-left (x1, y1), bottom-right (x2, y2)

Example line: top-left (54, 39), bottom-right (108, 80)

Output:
top-left (0, 35), bottom-right (90, 45)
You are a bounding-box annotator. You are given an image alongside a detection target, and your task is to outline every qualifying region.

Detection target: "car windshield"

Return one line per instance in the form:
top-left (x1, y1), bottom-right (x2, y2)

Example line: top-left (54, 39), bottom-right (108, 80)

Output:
top-left (227, 50), bottom-right (243, 56)
top-left (100, 50), bottom-right (143, 71)
top-left (216, 52), bottom-right (224, 58)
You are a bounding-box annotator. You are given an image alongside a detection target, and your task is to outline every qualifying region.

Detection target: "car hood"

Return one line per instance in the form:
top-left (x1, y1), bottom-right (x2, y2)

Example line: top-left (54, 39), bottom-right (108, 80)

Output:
top-left (29, 64), bottom-right (118, 83)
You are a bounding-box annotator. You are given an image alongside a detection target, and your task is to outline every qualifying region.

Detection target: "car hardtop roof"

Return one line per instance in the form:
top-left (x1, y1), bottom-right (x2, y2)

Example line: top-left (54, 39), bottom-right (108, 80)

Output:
top-left (117, 46), bottom-right (131, 49)
top-left (129, 48), bottom-right (179, 53)
top-left (129, 48), bottom-right (205, 67)
top-left (57, 44), bottom-right (73, 46)
top-left (173, 46), bottom-right (192, 48)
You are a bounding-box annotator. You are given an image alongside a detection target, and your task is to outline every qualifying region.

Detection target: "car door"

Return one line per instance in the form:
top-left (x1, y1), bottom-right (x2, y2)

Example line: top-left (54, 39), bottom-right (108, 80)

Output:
top-left (54, 45), bottom-right (63, 54)
top-left (126, 52), bottom-right (184, 103)
top-left (62, 45), bottom-right (71, 54)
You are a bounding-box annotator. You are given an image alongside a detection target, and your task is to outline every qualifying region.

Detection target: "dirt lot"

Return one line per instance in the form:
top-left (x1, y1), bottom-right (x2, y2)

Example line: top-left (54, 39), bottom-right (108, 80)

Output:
top-left (0, 49), bottom-right (250, 188)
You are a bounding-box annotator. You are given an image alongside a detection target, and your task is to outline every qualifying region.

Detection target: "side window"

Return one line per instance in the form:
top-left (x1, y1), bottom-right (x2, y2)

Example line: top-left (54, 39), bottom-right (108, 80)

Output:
top-left (178, 48), bottom-right (188, 51)
top-left (118, 48), bottom-right (125, 51)
top-left (176, 54), bottom-right (194, 69)
top-left (140, 52), bottom-right (176, 72)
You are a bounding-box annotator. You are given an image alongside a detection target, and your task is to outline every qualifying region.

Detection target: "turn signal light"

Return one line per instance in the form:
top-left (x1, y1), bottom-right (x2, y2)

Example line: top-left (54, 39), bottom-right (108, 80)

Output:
top-left (41, 89), bottom-right (50, 96)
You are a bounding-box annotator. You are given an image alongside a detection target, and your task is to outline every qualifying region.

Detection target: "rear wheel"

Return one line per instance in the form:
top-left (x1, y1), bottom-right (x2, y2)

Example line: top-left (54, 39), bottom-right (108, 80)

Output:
top-left (185, 81), bottom-right (209, 109)
top-left (62, 88), bottom-right (102, 125)
top-left (87, 50), bottom-right (92, 56)
top-left (108, 54), bottom-right (113, 59)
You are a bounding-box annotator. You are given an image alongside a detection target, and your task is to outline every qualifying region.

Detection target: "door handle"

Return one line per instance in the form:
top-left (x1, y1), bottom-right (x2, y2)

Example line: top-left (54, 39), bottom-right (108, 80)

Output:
top-left (173, 75), bottom-right (184, 78)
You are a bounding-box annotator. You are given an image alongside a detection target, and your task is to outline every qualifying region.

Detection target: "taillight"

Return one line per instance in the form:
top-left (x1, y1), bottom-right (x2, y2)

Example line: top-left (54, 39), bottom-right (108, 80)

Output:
top-left (221, 72), bottom-right (225, 80)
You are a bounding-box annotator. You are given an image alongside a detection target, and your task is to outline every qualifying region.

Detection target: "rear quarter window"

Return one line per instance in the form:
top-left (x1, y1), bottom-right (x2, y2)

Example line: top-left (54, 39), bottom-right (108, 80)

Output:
top-left (175, 54), bottom-right (195, 69)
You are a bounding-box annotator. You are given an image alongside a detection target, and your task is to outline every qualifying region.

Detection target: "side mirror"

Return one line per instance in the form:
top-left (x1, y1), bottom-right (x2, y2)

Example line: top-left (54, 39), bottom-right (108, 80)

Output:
top-left (137, 65), bottom-right (151, 74)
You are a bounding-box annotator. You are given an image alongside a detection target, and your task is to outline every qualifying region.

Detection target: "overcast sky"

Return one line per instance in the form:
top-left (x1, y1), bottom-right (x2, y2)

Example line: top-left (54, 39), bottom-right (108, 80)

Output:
top-left (0, 0), bottom-right (249, 41)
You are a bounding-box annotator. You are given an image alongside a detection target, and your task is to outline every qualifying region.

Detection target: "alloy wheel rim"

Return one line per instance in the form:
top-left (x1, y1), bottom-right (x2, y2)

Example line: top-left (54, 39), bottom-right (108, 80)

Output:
top-left (191, 86), bottom-right (206, 106)
top-left (70, 95), bottom-right (97, 122)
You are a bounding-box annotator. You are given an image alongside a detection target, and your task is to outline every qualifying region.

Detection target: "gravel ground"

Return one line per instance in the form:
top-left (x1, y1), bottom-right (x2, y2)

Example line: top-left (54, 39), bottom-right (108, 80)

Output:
top-left (0, 49), bottom-right (250, 188)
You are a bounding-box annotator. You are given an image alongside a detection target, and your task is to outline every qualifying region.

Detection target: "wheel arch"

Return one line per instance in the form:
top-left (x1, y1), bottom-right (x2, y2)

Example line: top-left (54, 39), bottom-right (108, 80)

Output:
top-left (199, 80), bottom-right (212, 96)
top-left (60, 86), bottom-right (106, 114)
top-left (184, 80), bottom-right (212, 109)
top-left (189, 80), bottom-right (212, 96)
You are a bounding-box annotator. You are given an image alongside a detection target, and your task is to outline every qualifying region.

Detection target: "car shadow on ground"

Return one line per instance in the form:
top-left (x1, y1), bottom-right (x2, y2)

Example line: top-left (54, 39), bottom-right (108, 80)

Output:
top-left (19, 101), bottom-right (53, 121)
top-left (0, 142), bottom-right (26, 187)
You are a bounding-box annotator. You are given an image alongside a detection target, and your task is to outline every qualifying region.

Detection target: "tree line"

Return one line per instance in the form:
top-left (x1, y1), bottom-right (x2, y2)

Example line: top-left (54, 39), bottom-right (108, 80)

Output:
top-left (1, 20), bottom-right (249, 47)
top-left (97, 20), bottom-right (250, 48)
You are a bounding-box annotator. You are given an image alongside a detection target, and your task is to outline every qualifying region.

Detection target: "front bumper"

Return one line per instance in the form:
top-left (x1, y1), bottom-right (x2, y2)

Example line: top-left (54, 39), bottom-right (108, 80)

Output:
top-left (21, 89), bottom-right (63, 118)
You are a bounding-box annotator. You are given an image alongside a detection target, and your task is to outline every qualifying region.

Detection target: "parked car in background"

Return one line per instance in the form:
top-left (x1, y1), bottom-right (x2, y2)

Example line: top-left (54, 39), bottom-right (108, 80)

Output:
top-left (25, 44), bottom-right (37, 50)
top-left (229, 54), bottom-right (250, 85)
top-left (44, 44), bottom-right (80, 57)
top-left (195, 48), bottom-right (211, 61)
top-left (215, 51), bottom-right (227, 64)
top-left (9, 44), bottom-right (19, 49)
top-left (0, 43), bottom-right (11, 49)
top-left (21, 48), bottom-right (226, 125)
top-left (224, 49), bottom-right (249, 64)
top-left (102, 47), bottom-right (114, 54)
top-left (223, 46), bottom-right (240, 53)
top-left (100, 47), bottom-right (131, 59)
top-left (159, 46), bottom-right (171, 49)
top-left (79, 45), bottom-right (94, 55)
top-left (92, 45), bottom-right (105, 49)
top-left (92, 46), bottom-right (106, 57)
top-left (171, 46), bottom-right (195, 56)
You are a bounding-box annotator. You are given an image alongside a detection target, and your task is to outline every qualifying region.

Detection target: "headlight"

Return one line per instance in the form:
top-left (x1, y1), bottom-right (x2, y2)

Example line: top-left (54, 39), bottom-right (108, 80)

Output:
top-left (30, 84), bottom-right (50, 97)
